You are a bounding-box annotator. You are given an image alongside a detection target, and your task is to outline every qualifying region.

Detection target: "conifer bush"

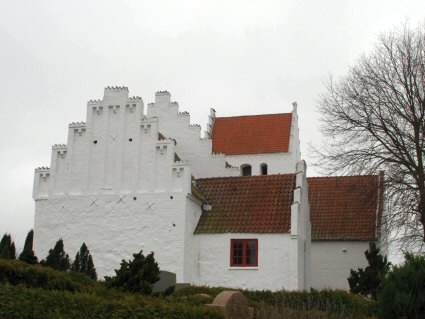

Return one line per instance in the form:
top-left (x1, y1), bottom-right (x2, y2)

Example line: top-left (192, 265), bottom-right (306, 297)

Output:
top-left (0, 234), bottom-right (16, 259)
top-left (377, 253), bottom-right (425, 319)
top-left (71, 243), bottom-right (97, 280)
top-left (105, 250), bottom-right (160, 294)
top-left (41, 239), bottom-right (70, 271)
top-left (348, 242), bottom-right (390, 299)
top-left (18, 229), bottom-right (38, 264)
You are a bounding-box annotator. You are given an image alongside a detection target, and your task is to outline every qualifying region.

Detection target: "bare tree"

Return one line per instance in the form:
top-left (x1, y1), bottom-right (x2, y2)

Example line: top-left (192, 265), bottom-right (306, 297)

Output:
top-left (313, 24), bottom-right (425, 249)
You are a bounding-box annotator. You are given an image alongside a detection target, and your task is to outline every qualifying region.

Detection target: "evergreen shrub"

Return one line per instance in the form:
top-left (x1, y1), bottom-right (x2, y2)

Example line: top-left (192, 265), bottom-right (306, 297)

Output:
top-left (18, 230), bottom-right (38, 264)
top-left (377, 253), bottom-right (425, 319)
top-left (105, 250), bottom-right (160, 294)
top-left (0, 234), bottom-right (16, 260)
top-left (71, 243), bottom-right (97, 280)
top-left (348, 242), bottom-right (390, 299)
top-left (41, 239), bottom-right (70, 272)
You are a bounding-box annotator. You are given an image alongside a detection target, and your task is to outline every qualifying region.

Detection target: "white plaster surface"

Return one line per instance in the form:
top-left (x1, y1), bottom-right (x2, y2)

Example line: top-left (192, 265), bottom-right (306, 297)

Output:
top-left (34, 193), bottom-right (190, 281)
top-left (147, 91), bottom-right (239, 178)
top-left (310, 241), bottom-right (369, 290)
top-left (225, 153), bottom-right (298, 175)
top-left (183, 195), bottom-right (203, 284)
top-left (290, 160), bottom-right (311, 290)
top-left (192, 233), bottom-right (297, 291)
top-left (33, 88), bottom-right (195, 281)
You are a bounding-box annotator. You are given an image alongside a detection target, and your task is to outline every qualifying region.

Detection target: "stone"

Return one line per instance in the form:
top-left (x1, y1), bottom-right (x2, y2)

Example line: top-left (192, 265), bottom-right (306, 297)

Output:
top-left (206, 291), bottom-right (254, 319)
top-left (152, 270), bottom-right (176, 293)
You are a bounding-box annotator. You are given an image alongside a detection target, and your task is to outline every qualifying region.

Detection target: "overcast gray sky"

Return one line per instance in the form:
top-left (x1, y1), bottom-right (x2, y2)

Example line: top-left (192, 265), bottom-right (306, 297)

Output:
top-left (1, 0), bottom-right (424, 253)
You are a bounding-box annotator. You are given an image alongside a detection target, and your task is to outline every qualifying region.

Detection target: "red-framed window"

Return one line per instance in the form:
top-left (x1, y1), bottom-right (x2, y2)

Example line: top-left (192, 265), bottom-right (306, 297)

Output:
top-left (230, 239), bottom-right (258, 267)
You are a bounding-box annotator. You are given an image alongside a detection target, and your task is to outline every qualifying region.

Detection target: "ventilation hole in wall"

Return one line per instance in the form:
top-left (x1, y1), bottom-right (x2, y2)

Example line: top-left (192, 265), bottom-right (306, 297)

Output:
top-left (129, 138), bottom-right (133, 142)
top-left (241, 164), bottom-right (252, 176)
top-left (170, 196), bottom-right (173, 199)
top-left (93, 140), bottom-right (98, 144)
top-left (261, 163), bottom-right (268, 175)
top-left (172, 223), bottom-right (176, 227)
top-left (133, 197), bottom-right (137, 201)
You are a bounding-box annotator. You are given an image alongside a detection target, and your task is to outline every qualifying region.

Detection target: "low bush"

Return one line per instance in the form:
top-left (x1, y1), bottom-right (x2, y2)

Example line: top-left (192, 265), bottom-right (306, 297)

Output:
top-left (175, 286), bottom-right (377, 319)
top-left (0, 259), bottom-right (93, 292)
top-left (0, 261), bottom-right (376, 319)
top-left (0, 283), bottom-right (225, 319)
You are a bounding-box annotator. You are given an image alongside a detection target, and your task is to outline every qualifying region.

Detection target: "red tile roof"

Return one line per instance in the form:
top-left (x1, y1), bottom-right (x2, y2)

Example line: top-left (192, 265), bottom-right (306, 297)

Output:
top-left (194, 174), bottom-right (296, 234)
top-left (308, 175), bottom-right (382, 241)
top-left (211, 113), bottom-right (292, 155)
top-left (193, 174), bottom-right (382, 239)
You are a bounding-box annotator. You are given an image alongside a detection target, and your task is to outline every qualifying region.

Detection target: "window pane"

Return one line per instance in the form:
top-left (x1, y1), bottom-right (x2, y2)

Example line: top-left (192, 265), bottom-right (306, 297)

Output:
top-left (246, 241), bottom-right (257, 265)
top-left (232, 241), bottom-right (243, 265)
top-left (233, 241), bottom-right (243, 253)
top-left (233, 255), bottom-right (243, 265)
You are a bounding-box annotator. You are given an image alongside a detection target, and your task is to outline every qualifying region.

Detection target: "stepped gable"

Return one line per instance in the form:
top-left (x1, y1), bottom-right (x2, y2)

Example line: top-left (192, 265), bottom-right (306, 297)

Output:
top-left (211, 113), bottom-right (292, 155)
top-left (308, 175), bottom-right (382, 241)
top-left (194, 174), bottom-right (296, 234)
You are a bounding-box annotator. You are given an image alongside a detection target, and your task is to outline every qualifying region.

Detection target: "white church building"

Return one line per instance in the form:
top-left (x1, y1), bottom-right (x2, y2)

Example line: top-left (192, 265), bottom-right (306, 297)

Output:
top-left (33, 87), bottom-right (383, 291)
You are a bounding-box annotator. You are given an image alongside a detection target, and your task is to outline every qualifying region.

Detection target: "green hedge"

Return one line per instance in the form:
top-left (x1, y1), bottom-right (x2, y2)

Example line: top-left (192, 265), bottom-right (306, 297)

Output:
top-left (0, 284), bottom-right (224, 319)
top-left (0, 260), bottom-right (376, 319)
top-left (0, 261), bottom-right (224, 319)
top-left (0, 259), bottom-right (93, 292)
top-left (246, 289), bottom-right (376, 317)
top-left (175, 286), bottom-right (377, 319)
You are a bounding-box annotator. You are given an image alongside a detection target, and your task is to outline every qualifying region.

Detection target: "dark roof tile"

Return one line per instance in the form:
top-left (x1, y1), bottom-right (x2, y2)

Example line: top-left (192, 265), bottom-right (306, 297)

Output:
top-left (194, 174), bottom-right (296, 234)
top-left (308, 175), bottom-right (381, 241)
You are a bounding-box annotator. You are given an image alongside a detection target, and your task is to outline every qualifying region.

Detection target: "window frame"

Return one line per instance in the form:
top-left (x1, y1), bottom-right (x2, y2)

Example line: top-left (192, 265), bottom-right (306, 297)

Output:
top-left (230, 239), bottom-right (258, 267)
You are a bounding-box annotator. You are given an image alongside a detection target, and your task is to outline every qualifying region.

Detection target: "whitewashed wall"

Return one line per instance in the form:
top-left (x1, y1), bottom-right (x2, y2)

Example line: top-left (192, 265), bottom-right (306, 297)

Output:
top-left (310, 241), bottom-right (369, 290)
top-left (183, 194), bottom-right (203, 284)
top-left (34, 193), bottom-right (191, 280)
top-left (290, 160), bottom-right (311, 290)
top-left (147, 92), bottom-right (239, 178)
top-left (34, 87), bottom-right (193, 280)
top-left (192, 233), bottom-right (296, 291)
top-left (225, 153), bottom-right (297, 175)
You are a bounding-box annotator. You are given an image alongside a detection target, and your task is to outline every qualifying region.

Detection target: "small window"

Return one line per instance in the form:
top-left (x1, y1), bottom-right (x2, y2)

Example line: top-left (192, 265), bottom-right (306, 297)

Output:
top-left (93, 140), bottom-right (98, 144)
top-left (260, 163), bottom-right (268, 175)
top-left (129, 138), bottom-right (133, 142)
top-left (230, 239), bottom-right (258, 267)
top-left (241, 164), bottom-right (252, 176)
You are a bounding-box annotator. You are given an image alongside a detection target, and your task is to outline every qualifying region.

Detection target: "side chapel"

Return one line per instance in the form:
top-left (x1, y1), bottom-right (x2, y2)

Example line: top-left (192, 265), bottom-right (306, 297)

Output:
top-left (33, 87), bottom-right (383, 290)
